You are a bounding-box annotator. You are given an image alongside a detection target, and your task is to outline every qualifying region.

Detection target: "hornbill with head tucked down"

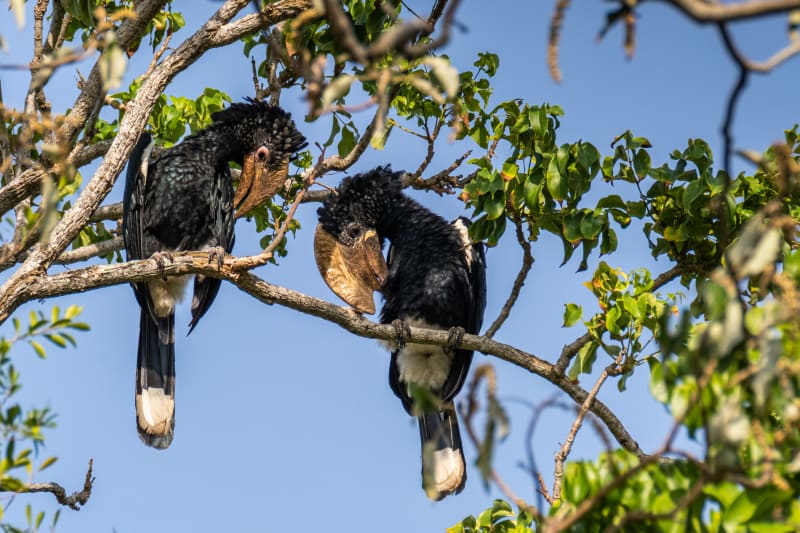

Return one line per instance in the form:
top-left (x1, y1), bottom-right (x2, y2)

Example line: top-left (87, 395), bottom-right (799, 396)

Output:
top-left (123, 99), bottom-right (306, 448)
top-left (314, 167), bottom-right (487, 500)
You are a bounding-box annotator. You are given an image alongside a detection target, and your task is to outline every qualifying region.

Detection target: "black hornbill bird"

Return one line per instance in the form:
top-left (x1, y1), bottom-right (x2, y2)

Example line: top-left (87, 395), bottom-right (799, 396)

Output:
top-left (314, 167), bottom-right (487, 499)
top-left (123, 99), bottom-right (306, 448)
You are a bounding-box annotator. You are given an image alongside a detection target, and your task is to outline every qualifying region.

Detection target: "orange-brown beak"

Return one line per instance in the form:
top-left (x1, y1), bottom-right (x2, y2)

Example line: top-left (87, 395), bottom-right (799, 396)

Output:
top-left (314, 224), bottom-right (388, 314)
top-left (234, 154), bottom-right (289, 219)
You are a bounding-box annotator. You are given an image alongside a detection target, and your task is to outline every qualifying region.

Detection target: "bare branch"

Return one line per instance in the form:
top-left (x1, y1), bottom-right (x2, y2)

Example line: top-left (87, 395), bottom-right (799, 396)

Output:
top-left (661, 0), bottom-right (800, 23)
top-left (9, 459), bottom-right (94, 511)
top-left (548, 0), bottom-right (570, 83)
top-left (552, 354), bottom-right (622, 501)
top-left (485, 217), bottom-right (534, 338)
top-left (461, 365), bottom-right (542, 518)
top-left (56, 237), bottom-right (123, 265)
top-left (89, 202), bottom-right (123, 223)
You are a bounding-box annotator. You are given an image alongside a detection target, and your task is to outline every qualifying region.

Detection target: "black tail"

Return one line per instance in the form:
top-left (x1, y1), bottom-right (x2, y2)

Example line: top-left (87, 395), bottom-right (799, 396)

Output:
top-left (188, 275), bottom-right (222, 333)
top-left (135, 308), bottom-right (175, 449)
top-left (418, 403), bottom-right (466, 500)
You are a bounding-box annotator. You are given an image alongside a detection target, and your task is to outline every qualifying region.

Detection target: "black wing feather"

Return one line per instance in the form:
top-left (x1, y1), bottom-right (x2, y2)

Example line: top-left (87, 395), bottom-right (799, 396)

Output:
top-left (122, 132), bottom-right (154, 308)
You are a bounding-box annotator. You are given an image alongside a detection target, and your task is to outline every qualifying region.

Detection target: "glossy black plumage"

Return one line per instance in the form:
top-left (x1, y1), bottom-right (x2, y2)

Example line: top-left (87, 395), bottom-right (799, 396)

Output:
top-left (122, 100), bottom-right (306, 448)
top-left (316, 167), bottom-right (487, 499)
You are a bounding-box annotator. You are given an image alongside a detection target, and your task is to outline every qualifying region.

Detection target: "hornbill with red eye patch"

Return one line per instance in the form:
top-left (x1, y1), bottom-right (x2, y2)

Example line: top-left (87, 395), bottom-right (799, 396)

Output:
top-left (314, 167), bottom-right (487, 500)
top-left (123, 99), bottom-right (306, 448)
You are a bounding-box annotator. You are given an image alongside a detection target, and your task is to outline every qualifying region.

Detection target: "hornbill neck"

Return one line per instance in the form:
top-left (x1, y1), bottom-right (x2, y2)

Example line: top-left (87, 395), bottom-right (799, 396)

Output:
top-left (196, 124), bottom-right (247, 166)
top-left (375, 195), bottom-right (451, 249)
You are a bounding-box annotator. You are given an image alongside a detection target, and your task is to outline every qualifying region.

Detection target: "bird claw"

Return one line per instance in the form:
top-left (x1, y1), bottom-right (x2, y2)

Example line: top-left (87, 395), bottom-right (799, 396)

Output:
top-left (206, 246), bottom-right (226, 270)
top-left (446, 326), bottom-right (466, 353)
top-left (392, 319), bottom-right (411, 350)
top-left (150, 251), bottom-right (174, 279)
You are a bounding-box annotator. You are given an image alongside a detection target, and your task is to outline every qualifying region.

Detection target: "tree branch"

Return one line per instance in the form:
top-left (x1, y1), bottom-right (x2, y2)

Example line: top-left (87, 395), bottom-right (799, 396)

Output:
top-left (12, 250), bottom-right (645, 457)
top-left (485, 217), bottom-right (534, 338)
top-left (56, 237), bottom-right (123, 265)
top-left (659, 0), bottom-right (800, 23)
top-left (0, 0), bottom-right (309, 327)
top-left (552, 354), bottom-right (622, 501)
top-left (7, 459), bottom-right (94, 511)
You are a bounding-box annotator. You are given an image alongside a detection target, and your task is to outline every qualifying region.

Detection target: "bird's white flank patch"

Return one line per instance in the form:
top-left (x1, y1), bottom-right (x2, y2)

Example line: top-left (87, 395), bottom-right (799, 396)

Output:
top-left (139, 137), bottom-right (155, 181)
top-left (147, 276), bottom-right (189, 318)
top-left (386, 317), bottom-right (453, 391)
top-left (452, 218), bottom-right (473, 266)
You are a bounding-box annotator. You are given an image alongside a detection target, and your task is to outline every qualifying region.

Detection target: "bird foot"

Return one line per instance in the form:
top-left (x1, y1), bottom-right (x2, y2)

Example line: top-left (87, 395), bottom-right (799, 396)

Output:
top-left (205, 246), bottom-right (226, 270)
top-left (392, 319), bottom-right (411, 350)
top-left (150, 251), bottom-right (174, 279)
top-left (445, 326), bottom-right (466, 353)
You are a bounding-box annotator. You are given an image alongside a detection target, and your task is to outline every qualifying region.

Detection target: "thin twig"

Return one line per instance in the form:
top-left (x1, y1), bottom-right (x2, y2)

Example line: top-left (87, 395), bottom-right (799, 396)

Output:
top-left (552, 353), bottom-right (623, 501)
top-left (8, 459), bottom-right (94, 511)
top-left (548, 0), bottom-right (570, 83)
top-left (717, 24), bottom-right (749, 173)
top-left (56, 237), bottom-right (123, 264)
top-left (485, 217), bottom-right (534, 338)
top-left (460, 368), bottom-right (541, 518)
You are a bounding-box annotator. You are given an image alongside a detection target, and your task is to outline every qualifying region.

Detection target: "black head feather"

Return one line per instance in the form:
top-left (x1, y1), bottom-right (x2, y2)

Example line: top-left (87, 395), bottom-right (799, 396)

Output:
top-left (318, 166), bottom-right (404, 239)
top-left (209, 98), bottom-right (307, 164)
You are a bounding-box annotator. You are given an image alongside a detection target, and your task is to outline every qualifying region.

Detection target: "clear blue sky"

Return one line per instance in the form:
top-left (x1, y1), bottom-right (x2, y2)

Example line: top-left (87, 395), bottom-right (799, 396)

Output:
top-left (1, 2), bottom-right (797, 531)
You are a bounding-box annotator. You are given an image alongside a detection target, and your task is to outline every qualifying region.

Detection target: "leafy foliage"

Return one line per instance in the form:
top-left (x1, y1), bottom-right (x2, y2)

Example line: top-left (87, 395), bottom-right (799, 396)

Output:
top-left (0, 306), bottom-right (88, 527)
top-left (3, 0), bottom-right (800, 530)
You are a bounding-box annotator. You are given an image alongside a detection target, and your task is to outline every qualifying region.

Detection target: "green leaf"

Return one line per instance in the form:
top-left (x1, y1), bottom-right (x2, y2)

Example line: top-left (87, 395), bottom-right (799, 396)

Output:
top-left (569, 341), bottom-right (598, 378)
top-left (563, 214), bottom-right (582, 243)
top-left (501, 161), bottom-right (518, 181)
top-left (682, 178), bottom-right (705, 209)
top-left (633, 148), bottom-right (651, 177)
top-left (577, 143), bottom-right (599, 171)
top-left (563, 303), bottom-right (582, 327)
top-left (0, 476), bottom-right (23, 491)
top-left (580, 212), bottom-right (603, 240)
top-left (546, 158), bottom-right (567, 201)
top-left (321, 75), bottom-right (354, 106)
top-left (38, 456), bottom-right (57, 472)
top-left (44, 334), bottom-right (66, 348)
top-left (605, 306), bottom-right (622, 335)
top-left (484, 191), bottom-right (505, 220)
top-left (564, 462), bottom-right (589, 502)
top-left (648, 358), bottom-right (668, 403)
top-left (337, 125), bottom-right (357, 157)
top-left (523, 180), bottom-right (541, 210)
top-left (596, 194), bottom-right (626, 210)
top-left (29, 341), bottom-right (46, 359)
top-left (723, 491), bottom-right (759, 526)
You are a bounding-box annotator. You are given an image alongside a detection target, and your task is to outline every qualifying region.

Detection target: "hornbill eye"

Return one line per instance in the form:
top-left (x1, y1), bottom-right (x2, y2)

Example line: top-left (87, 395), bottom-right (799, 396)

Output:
top-left (255, 146), bottom-right (270, 163)
top-left (345, 224), bottom-right (362, 241)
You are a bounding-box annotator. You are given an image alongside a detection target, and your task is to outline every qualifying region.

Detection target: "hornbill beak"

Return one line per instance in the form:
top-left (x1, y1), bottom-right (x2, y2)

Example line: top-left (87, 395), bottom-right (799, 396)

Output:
top-left (314, 224), bottom-right (388, 314)
top-left (234, 152), bottom-right (289, 219)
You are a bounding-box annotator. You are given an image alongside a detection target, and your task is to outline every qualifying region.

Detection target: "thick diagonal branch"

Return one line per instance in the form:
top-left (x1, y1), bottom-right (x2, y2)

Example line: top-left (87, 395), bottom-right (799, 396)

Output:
top-left (0, 0), bottom-right (310, 326)
top-left (18, 252), bottom-right (645, 458)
